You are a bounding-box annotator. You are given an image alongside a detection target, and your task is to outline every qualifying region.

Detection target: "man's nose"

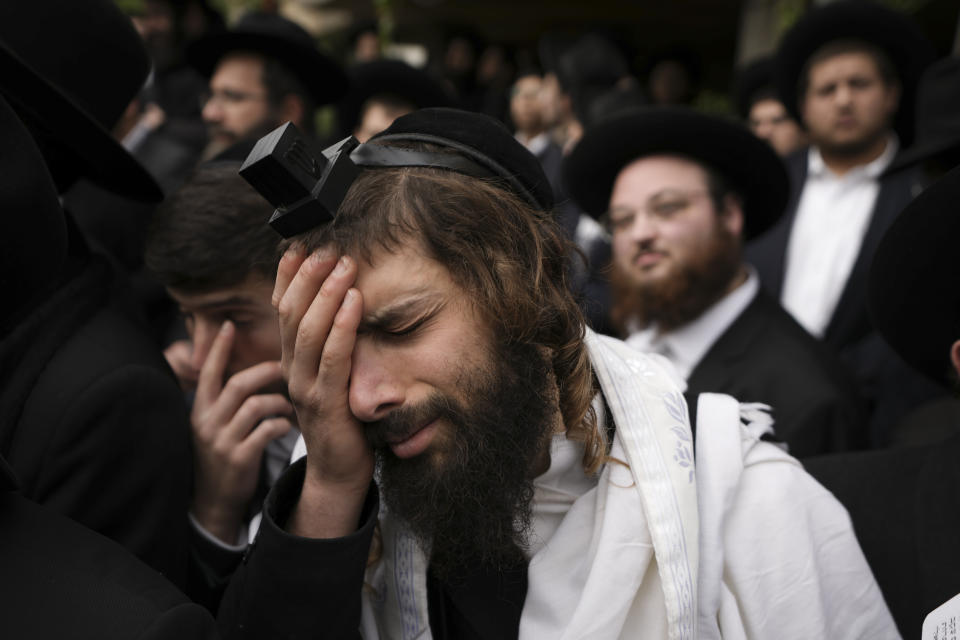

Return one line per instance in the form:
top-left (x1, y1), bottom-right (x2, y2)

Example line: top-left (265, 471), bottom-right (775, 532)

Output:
top-left (627, 211), bottom-right (659, 244)
top-left (201, 95), bottom-right (221, 123)
top-left (348, 341), bottom-right (405, 423)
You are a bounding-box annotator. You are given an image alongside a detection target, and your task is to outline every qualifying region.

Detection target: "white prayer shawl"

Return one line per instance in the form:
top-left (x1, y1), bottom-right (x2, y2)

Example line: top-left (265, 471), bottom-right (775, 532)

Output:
top-left (354, 329), bottom-right (899, 639)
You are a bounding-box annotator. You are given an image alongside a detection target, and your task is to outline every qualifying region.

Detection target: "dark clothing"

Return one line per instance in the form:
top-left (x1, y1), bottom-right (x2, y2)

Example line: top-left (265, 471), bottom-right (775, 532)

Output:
top-left (0, 228), bottom-right (193, 586)
top-left (685, 290), bottom-right (868, 457)
top-left (804, 432), bottom-right (960, 638)
top-left (218, 458), bottom-right (527, 639)
top-left (0, 456), bottom-right (217, 640)
top-left (746, 148), bottom-right (946, 444)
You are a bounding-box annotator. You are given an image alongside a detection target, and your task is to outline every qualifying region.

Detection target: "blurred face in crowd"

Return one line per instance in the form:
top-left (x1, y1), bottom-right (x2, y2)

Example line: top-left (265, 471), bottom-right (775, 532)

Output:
top-left (510, 74), bottom-right (545, 138)
top-left (202, 53), bottom-right (279, 154)
top-left (167, 274), bottom-right (281, 389)
top-left (801, 51), bottom-right (899, 157)
top-left (354, 99), bottom-right (411, 143)
top-left (748, 98), bottom-right (808, 157)
top-left (608, 155), bottom-right (744, 331)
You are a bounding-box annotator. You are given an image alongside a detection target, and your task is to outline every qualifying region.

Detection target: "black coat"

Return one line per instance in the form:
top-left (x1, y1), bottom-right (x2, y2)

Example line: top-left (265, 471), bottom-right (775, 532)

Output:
top-left (0, 232), bottom-right (193, 586)
top-left (685, 290), bottom-right (868, 457)
top-left (0, 456), bottom-right (217, 640)
top-left (803, 431), bottom-right (960, 638)
top-left (746, 149), bottom-right (946, 443)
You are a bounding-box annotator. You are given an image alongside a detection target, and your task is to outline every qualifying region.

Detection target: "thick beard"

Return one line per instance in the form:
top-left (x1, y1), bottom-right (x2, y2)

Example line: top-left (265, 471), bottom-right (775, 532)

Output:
top-left (611, 221), bottom-right (742, 334)
top-left (368, 341), bottom-right (555, 582)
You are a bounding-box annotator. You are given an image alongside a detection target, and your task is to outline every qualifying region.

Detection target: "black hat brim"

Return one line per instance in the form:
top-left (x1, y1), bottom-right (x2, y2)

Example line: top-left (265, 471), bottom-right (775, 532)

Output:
top-left (868, 164), bottom-right (960, 387)
top-left (187, 31), bottom-right (347, 106)
top-left (338, 60), bottom-right (454, 136)
top-left (563, 106), bottom-right (789, 240)
top-left (0, 41), bottom-right (162, 202)
top-left (774, 0), bottom-right (934, 145)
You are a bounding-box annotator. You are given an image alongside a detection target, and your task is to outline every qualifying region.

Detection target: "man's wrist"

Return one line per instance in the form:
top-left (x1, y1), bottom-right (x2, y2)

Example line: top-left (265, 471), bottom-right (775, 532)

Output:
top-left (287, 473), bottom-right (371, 539)
top-left (190, 499), bottom-right (246, 545)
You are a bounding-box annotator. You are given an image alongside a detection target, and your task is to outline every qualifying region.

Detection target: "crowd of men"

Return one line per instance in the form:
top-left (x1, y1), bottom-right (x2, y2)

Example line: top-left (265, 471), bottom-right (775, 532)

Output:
top-left (1, 0), bottom-right (959, 638)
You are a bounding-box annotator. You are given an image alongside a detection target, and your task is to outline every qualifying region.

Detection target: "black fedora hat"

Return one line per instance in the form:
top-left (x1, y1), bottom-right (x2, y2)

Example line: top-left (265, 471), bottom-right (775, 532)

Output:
top-left (0, 93), bottom-right (68, 323)
top-left (563, 106), bottom-right (789, 239)
top-left (733, 56), bottom-right (777, 120)
top-left (0, 0), bottom-right (163, 202)
top-left (884, 56), bottom-right (960, 176)
top-left (187, 11), bottom-right (347, 106)
top-left (337, 59), bottom-right (454, 137)
top-left (868, 165), bottom-right (960, 386)
top-left (774, 0), bottom-right (934, 145)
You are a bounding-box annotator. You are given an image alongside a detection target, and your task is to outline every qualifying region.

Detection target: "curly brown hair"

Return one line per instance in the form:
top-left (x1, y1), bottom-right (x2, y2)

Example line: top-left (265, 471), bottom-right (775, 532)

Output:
top-left (291, 149), bottom-right (606, 474)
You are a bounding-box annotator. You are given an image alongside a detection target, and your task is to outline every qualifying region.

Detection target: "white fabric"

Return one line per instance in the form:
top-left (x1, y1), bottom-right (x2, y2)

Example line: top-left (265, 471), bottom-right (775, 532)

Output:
top-left (625, 269), bottom-right (759, 380)
top-left (287, 329), bottom-right (898, 639)
top-left (781, 138), bottom-right (898, 337)
top-left (516, 131), bottom-right (552, 157)
top-left (695, 393), bottom-right (900, 639)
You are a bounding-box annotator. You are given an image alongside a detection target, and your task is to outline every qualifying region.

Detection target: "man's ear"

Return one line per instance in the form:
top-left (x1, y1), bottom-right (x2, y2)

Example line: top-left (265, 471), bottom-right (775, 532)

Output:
top-left (279, 94), bottom-right (306, 128)
top-left (720, 194), bottom-right (745, 237)
top-left (949, 339), bottom-right (960, 379)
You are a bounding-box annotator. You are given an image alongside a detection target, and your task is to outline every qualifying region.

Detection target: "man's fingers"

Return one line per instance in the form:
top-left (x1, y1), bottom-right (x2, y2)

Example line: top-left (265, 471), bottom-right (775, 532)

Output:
top-left (273, 244), bottom-right (307, 308)
top-left (316, 288), bottom-right (363, 395)
top-left (286, 256), bottom-right (358, 395)
top-left (236, 417), bottom-right (294, 461)
top-left (224, 393), bottom-right (294, 443)
top-left (195, 361), bottom-right (285, 434)
top-left (195, 321), bottom-right (234, 408)
top-left (277, 248), bottom-right (339, 380)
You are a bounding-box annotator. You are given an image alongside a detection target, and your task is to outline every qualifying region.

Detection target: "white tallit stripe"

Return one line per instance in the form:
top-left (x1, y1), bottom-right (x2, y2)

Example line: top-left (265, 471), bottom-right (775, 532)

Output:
top-left (584, 330), bottom-right (700, 640)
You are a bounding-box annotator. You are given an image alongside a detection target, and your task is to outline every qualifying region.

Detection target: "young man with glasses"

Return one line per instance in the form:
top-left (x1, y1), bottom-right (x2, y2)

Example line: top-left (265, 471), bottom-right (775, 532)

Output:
top-left (187, 11), bottom-right (346, 160)
top-left (565, 106), bottom-right (867, 457)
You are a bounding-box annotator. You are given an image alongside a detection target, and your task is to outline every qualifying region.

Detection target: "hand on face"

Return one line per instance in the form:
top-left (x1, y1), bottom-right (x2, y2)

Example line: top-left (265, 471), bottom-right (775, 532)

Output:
top-left (189, 320), bottom-right (293, 545)
top-left (273, 246), bottom-right (374, 538)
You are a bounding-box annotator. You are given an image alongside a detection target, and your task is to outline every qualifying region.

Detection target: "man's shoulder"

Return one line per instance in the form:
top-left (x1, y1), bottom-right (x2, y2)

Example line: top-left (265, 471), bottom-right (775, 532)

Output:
top-left (0, 490), bottom-right (216, 638)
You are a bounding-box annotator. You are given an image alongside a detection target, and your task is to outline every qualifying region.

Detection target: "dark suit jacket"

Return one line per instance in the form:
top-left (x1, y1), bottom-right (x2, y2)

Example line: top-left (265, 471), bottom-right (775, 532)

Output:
top-left (746, 148), bottom-right (921, 350)
top-left (0, 456), bottom-right (217, 640)
top-left (804, 432), bottom-right (960, 639)
top-left (746, 148), bottom-right (945, 443)
top-left (0, 231), bottom-right (193, 586)
top-left (685, 290), bottom-right (868, 458)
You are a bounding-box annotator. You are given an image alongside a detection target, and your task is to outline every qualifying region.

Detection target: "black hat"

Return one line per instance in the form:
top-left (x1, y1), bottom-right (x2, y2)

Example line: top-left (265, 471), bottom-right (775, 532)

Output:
top-left (868, 165), bottom-right (960, 386)
top-left (187, 11), bottom-right (347, 106)
top-left (563, 106), bottom-right (789, 239)
top-left (0, 0), bottom-right (163, 202)
top-left (371, 107), bottom-right (554, 212)
top-left (884, 56), bottom-right (960, 176)
top-left (733, 56), bottom-right (777, 120)
top-left (0, 93), bottom-right (68, 322)
top-left (338, 60), bottom-right (455, 137)
top-left (774, 0), bottom-right (934, 145)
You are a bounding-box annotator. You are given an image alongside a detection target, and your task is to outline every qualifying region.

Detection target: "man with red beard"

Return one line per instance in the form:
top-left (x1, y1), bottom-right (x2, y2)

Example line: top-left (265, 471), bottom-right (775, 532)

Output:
top-left (565, 106), bottom-right (867, 457)
top-left (214, 108), bottom-right (895, 638)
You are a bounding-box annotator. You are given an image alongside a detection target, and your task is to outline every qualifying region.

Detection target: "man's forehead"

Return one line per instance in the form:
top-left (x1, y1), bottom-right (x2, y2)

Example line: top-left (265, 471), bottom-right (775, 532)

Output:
top-left (612, 154), bottom-right (708, 198)
top-left (168, 276), bottom-right (273, 309)
top-left (212, 52), bottom-right (266, 83)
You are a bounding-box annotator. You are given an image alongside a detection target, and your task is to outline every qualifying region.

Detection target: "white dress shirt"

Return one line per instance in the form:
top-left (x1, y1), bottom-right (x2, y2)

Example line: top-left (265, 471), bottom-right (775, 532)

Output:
top-left (780, 138), bottom-right (898, 337)
top-left (625, 268), bottom-right (759, 380)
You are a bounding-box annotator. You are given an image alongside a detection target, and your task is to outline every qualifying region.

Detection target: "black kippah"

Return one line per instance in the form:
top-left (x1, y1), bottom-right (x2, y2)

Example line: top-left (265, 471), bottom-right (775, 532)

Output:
top-left (370, 107), bottom-right (554, 211)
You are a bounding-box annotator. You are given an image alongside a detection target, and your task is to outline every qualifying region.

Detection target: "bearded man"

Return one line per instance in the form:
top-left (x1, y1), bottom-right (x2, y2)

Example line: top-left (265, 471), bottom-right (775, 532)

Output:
top-left (564, 106), bottom-right (866, 458)
top-left (186, 11), bottom-right (346, 160)
top-left (216, 108), bottom-right (896, 638)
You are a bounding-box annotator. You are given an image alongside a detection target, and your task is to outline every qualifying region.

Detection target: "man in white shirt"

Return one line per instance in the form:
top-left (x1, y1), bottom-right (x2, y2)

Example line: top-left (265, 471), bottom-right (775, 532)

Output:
top-left (746, 0), bottom-right (943, 443)
top-left (564, 106), bottom-right (867, 457)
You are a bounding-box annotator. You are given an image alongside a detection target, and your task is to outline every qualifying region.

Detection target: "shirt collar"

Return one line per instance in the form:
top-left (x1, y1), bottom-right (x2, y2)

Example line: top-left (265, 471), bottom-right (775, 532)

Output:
top-left (807, 134), bottom-right (900, 180)
top-left (626, 268), bottom-right (759, 379)
top-left (516, 131), bottom-right (551, 156)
